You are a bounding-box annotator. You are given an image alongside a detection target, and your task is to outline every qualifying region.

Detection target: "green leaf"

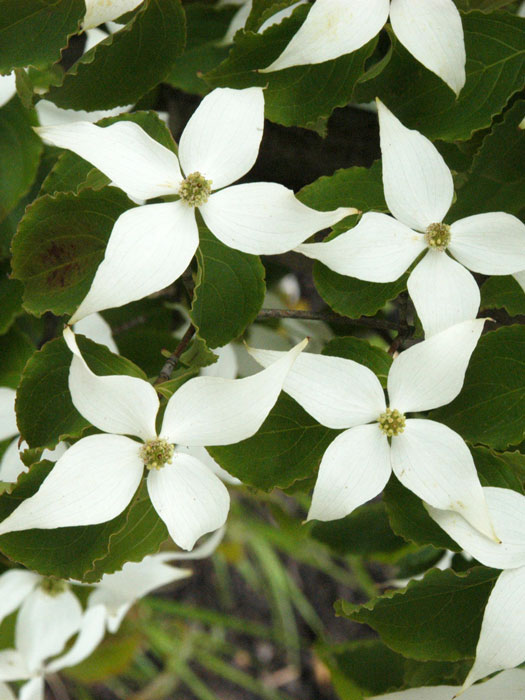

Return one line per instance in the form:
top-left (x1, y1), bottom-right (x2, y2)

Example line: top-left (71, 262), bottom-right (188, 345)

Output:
top-left (296, 161), bottom-right (387, 213)
top-left (205, 6), bottom-right (377, 128)
top-left (314, 260), bottom-right (407, 319)
top-left (0, 326), bottom-right (34, 388)
top-left (16, 335), bottom-right (147, 449)
top-left (0, 262), bottom-right (23, 334)
top-left (322, 336), bottom-right (392, 387)
top-left (480, 275), bottom-right (525, 317)
top-left (355, 12), bottom-right (525, 141)
top-left (316, 639), bottom-right (406, 699)
top-left (474, 444), bottom-right (525, 493)
top-left (336, 566), bottom-right (499, 661)
top-left (432, 325), bottom-right (525, 449)
top-left (449, 99), bottom-right (525, 220)
top-left (45, 0), bottom-right (186, 110)
top-left (209, 393), bottom-right (339, 490)
top-left (165, 3), bottom-right (235, 96)
top-left (0, 461), bottom-right (127, 580)
top-left (0, 0), bottom-right (84, 72)
top-left (11, 188), bottom-right (135, 317)
top-left (384, 476), bottom-right (460, 551)
top-left (0, 98), bottom-right (42, 222)
top-left (311, 501), bottom-right (407, 558)
top-left (191, 226), bottom-right (265, 348)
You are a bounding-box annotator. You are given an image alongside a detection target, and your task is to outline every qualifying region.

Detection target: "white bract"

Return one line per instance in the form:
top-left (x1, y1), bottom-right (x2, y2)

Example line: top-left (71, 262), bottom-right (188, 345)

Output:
top-left (369, 669), bottom-right (525, 699)
top-left (428, 488), bottom-right (525, 692)
top-left (261, 0), bottom-right (466, 95)
top-left (82, 0), bottom-right (144, 30)
top-left (73, 312), bottom-right (118, 353)
top-left (35, 87), bottom-right (356, 324)
top-left (0, 328), bottom-right (306, 550)
top-left (0, 73), bottom-right (16, 108)
top-left (0, 388), bottom-right (67, 484)
top-left (250, 319), bottom-right (496, 540)
top-left (0, 571), bottom-right (106, 700)
top-left (298, 101), bottom-right (525, 337)
top-left (87, 527), bottom-right (224, 632)
top-left (513, 269), bottom-right (525, 295)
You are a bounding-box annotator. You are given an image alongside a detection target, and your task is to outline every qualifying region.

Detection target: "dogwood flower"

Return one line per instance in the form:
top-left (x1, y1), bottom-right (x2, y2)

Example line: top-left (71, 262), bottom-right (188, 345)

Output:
top-left (298, 101), bottom-right (525, 337)
top-left (261, 0), bottom-right (466, 95)
top-left (0, 328), bottom-right (306, 550)
top-left (0, 73), bottom-right (16, 108)
top-left (35, 87), bottom-right (355, 324)
top-left (514, 269), bottom-right (525, 294)
top-left (87, 526), bottom-right (224, 632)
top-left (0, 388), bottom-right (67, 484)
top-left (368, 669), bottom-right (525, 699)
top-left (0, 573), bottom-right (106, 700)
top-left (250, 319), bottom-right (496, 540)
top-left (428, 488), bottom-right (525, 692)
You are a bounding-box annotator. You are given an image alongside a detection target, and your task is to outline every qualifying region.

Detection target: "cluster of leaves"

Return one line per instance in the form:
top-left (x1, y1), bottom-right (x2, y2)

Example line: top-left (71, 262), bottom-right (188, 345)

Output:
top-left (0, 0), bottom-right (524, 698)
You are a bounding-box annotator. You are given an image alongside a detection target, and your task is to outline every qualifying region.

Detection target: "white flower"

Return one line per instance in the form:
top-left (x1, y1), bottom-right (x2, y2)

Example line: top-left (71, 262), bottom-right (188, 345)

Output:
top-left (298, 101), bottom-right (525, 337)
top-left (250, 319), bottom-right (496, 540)
top-left (87, 527), bottom-right (224, 632)
top-left (0, 572), bottom-right (106, 700)
top-left (0, 388), bottom-right (67, 485)
top-left (261, 0), bottom-right (466, 95)
top-left (220, 0), bottom-right (308, 46)
top-left (368, 669), bottom-right (525, 699)
top-left (73, 312), bottom-right (118, 354)
top-left (82, 0), bottom-right (144, 30)
top-left (35, 87), bottom-right (356, 324)
top-left (0, 328), bottom-right (306, 550)
top-left (513, 269), bottom-right (525, 295)
top-left (0, 73), bottom-right (16, 108)
top-left (428, 488), bottom-right (525, 693)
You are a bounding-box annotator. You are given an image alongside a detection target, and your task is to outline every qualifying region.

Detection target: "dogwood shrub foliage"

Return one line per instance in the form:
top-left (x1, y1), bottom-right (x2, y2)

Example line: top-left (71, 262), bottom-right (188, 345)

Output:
top-left (0, 0), bottom-right (524, 697)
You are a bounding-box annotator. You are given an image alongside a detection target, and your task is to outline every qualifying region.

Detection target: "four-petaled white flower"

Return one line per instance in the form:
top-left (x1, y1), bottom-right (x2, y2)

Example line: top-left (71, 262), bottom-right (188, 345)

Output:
top-left (0, 328), bottom-right (306, 550)
top-left (368, 669), bottom-right (525, 699)
top-left (0, 571), bottom-right (106, 700)
top-left (35, 87), bottom-right (356, 324)
top-left (86, 527), bottom-right (224, 633)
top-left (428, 488), bottom-right (525, 693)
top-left (261, 0), bottom-right (466, 95)
top-left (250, 319), bottom-right (496, 540)
top-left (298, 101), bottom-right (525, 337)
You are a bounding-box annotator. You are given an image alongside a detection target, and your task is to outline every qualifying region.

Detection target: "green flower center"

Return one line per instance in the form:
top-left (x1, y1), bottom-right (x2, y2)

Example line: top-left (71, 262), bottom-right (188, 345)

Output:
top-left (425, 222), bottom-right (451, 251)
top-left (378, 408), bottom-right (406, 437)
top-left (140, 439), bottom-right (175, 471)
top-left (178, 171), bottom-right (212, 207)
top-left (40, 577), bottom-right (68, 596)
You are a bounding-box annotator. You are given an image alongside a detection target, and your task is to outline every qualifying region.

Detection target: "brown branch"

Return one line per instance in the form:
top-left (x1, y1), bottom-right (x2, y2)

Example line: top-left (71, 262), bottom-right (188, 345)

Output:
top-left (155, 325), bottom-right (196, 385)
top-left (256, 308), bottom-right (403, 332)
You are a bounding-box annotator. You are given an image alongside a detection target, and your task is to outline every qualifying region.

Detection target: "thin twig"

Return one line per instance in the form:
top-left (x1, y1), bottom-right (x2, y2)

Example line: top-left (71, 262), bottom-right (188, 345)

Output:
top-left (46, 674), bottom-right (70, 700)
top-left (155, 325), bottom-right (196, 385)
top-left (256, 308), bottom-right (403, 332)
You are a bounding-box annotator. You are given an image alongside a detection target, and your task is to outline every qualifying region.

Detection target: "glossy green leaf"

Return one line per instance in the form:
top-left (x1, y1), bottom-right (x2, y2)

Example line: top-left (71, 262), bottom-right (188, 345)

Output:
top-left (480, 276), bottom-right (525, 317)
top-left (11, 188), bottom-right (135, 317)
top-left (191, 226), bottom-right (265, 348)
top-left (46, 0), bottom-right (186, 110)
top-left (311, 501), bottom-right (407, 558)
top-left (337, 566), bottom-right (499, 661)
top-left (0, 326), bottom-right (34, 388)
top-left (0, 262), bottom-right (23, 334)
top-left (209, 393), bottom-right (339, 490)
top-left (432, 325), bottom-right (525, 449)
top-left (205, 5), bottom-right (377, 128)
top-left (0, 98), bottom-right (42, 222)
top-left (0, 0), bottom-right (84, 72)
top-left (355, 12), bottom-right (525, 141)
top-left (16, 335), bottom-right (147, 449)
top-left (166, 3), bottom-right (235, 96)
top-left (322, 336), bottom-right (392, 387)
top-left (449, 99), bottom-right (525, 220)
